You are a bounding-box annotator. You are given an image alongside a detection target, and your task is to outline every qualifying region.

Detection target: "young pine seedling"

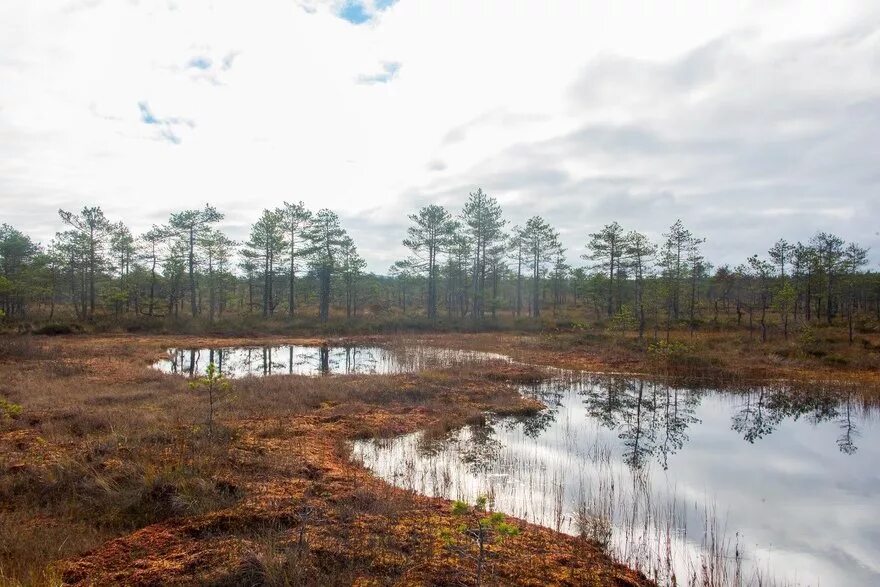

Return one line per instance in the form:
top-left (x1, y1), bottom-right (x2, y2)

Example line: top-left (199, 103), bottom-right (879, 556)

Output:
top-left (442, 495), bottom-right (519, 586)
top-left (188, 361), bottom-right (230, 435)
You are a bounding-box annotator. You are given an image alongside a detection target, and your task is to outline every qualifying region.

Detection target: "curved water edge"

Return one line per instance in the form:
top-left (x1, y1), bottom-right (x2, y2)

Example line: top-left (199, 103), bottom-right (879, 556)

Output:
top-left (151, 344), bottom-right (512, 377)
top-left (151, 344), bottom-right (880, 585)
top-left (350, 353), bottom-right (880, 586)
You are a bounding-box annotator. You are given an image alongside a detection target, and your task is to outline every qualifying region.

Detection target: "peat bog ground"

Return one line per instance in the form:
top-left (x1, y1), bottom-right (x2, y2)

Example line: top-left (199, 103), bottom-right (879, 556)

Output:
top-left (1, 330), bottom-right (878, 586)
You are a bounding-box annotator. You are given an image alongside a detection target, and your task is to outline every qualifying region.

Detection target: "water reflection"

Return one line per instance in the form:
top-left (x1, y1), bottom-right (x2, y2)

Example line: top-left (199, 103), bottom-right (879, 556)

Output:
top-left (523, 375), bottom-right (869, 465)
top-left (728, 386), bottom-right (863, 456)
top-left (154, 345), bottom-right (402, 377)
top-left (153, 345), bottom-right (512, 378)
top-left (354, 372), bottom-right (880, 586)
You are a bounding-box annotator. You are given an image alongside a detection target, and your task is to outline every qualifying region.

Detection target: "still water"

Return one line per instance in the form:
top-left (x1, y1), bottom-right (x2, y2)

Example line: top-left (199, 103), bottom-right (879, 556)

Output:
top-left (353, 371), bottom-right (880, 586)
top-left (152, 345), bottom-right (509, 377)
top-left (154, 345), bottom-right (879, 585)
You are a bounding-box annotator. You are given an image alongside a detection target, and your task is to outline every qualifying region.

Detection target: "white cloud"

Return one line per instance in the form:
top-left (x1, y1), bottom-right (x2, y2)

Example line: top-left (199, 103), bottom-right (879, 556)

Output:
top-left (0, 0), bottom-right (878, 271)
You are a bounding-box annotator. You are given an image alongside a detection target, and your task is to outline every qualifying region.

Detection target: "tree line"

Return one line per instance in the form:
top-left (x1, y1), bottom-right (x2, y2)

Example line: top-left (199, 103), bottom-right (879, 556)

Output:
top-left (0, 203), bottom-right (363, 325)
top-left (0, 189), bottom-right (877, 341)
top-left (391, 190), bottom-right (875, 342)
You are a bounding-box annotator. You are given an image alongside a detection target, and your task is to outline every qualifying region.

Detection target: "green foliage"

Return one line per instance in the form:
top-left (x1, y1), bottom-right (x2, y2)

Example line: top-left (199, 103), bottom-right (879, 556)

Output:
top-left (188, 361), bottom-right (227, 388)
top-left (773, 281), bottom-right (797, 310)
top-left (518, 216), bottom-right (561, 318)
top-left (447, 501), bottom-right (465, 517)
top-left (403, 205), bottom-right (455, 321)
top-left (2, 197), bottom-right (879, 340)
top-left (647, 339), bottom-right (694, 360)
top-left (0, 397), bottom-right (22, 420)
top-left (189, 362), bottom-right (232, 434)
top-left (606, 305), bottom-right (637, 334)
top-left (798, 325), bottom-right (820, 355)
top-left (442, 495), bottom-right (519, 585)
top-left (646, 338), bottom-right (723, 374)
top-left (583, 223), bottom-right (627, 305)
top-left (461, 189), bottom-right (507, 320)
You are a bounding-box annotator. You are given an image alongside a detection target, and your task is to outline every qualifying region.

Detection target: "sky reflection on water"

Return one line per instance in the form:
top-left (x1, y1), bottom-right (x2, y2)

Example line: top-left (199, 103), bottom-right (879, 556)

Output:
top-left (355, 373), bottom-right (880, 586)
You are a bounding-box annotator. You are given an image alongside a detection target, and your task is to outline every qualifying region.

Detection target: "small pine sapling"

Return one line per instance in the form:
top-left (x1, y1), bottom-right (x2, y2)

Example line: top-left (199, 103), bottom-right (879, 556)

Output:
top-left (441, 495), bottom-right (519, 586)
top-left (189, 362), bottom-right (230, 435)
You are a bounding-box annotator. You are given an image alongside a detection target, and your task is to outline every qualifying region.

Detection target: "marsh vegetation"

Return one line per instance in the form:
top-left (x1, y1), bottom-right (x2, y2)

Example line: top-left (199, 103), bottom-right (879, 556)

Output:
top-left (354, 367), bottom-right (880, 586)
top-left (0, 334), bottom-right (652, 586)
top-left (1, 333), bottom-right (877, 586)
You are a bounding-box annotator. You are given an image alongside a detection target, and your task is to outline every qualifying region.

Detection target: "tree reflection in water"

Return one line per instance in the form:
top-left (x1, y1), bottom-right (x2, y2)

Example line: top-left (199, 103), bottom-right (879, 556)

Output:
top-left (354, 363), bottom-right (880, 587)
top-left (730, 383), bottom-right (862, 454)
top-left (578, 375), bottom-right (700, 470)
top-left (467, 374), bottom-right (868, 473)
top-left (159, 344), bottom-right (392, 377)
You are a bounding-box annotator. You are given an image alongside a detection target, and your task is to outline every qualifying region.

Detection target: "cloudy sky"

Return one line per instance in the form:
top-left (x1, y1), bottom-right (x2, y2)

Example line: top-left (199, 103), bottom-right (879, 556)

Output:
top-left (1, 0), bottom-right (878, 272)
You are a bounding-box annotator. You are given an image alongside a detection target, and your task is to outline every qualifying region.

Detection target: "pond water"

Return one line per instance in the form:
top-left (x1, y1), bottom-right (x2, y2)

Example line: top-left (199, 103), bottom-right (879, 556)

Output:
top-left (353, 370), bottom-right (880, 587)
top-left (152, 345), bottom-right (510, 377)
top-left (154, 344), bottom-right (880, 585)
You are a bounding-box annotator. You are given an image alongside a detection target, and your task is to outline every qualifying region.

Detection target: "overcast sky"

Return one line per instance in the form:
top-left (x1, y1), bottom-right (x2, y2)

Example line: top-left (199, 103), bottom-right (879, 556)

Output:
top-left (1, 0), bottom-right (878, 272)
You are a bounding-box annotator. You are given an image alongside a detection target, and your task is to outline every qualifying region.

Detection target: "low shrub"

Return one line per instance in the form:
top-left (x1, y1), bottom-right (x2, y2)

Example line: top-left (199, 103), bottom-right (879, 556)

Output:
top-left (33, 322), bottom-right (81, 336)
top-left (646, 339), bottom-right (722, 374)
top-left (0, 397), bottom-right (22, 420)
top-left (822, 354), bottom-right (849, 367)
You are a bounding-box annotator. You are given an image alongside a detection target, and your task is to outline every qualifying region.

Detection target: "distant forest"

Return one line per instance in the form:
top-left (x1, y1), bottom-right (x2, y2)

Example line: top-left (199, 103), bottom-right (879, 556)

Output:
top-left (0, 188), bottom-right (876, 339)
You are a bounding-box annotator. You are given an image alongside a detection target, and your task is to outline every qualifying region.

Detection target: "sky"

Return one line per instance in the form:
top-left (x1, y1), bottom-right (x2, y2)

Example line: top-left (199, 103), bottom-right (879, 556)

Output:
top-left (1, 0), bottom-right (878, 273)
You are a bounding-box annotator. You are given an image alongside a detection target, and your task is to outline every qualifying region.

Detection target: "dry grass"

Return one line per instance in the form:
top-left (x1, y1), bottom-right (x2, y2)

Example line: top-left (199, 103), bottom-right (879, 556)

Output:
top-left (0, 338), bottom-right (249, 585)
top-left (0, 334), bottom-right (652, 586)
top-left (0, 336), bottom-right (52, 362)
top-left (398, 326), bottom-right (880, 390)
top-left (5, 328), bottom-right (874, 585)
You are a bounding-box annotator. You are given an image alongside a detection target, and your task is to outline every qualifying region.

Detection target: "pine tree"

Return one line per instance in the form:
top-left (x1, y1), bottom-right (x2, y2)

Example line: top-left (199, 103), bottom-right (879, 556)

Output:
top-left (168, 205), bottom-right (224, 317)
top-left (280, 201), bottom-right (312, 318)
top-left (461, 189), bottom-right (506, 320)
top-left (303, 209), bottom-right (348, 323)
top-left (403, 205), bottom-right (455, 322)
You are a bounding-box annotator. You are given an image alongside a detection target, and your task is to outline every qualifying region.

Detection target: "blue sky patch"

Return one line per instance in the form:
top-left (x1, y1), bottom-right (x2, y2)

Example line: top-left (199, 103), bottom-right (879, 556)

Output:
top-left (137, 101), bottom-right (193, 144)
top-left (357, 61), bottom-right (401, 84)
top-left (187, 56), bottom-right (213, 70)
top-left (138, 102), bottom-right (158, 124)
top-left (337, 0), bottom-right (398, 25)
top-left (339, 1), bottom-right (370, 24)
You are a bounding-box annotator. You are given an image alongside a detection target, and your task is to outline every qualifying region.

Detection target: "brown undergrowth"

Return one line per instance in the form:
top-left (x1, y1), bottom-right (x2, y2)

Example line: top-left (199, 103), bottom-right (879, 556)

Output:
top-left (396, 328), bottom-right (880, 389)
top-left (0, 335), bottom-right (651, 586)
